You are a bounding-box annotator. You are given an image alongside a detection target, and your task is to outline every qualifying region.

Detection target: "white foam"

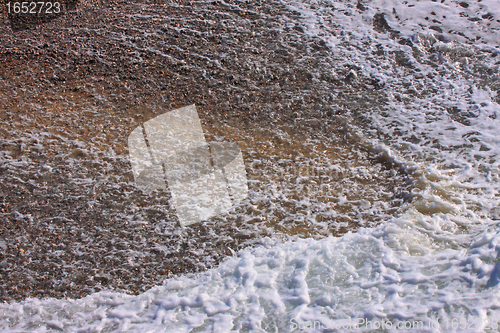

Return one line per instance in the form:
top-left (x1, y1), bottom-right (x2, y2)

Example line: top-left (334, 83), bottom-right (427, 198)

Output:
top-left (2, 0), bottom-right (500, 331)
top-left (2, 222), bottom-right (500, 332)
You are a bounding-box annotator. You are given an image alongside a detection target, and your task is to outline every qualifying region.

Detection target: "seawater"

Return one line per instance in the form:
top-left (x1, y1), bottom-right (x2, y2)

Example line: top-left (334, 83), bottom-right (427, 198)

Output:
top-left (1, 0), bottom-right (500, 332)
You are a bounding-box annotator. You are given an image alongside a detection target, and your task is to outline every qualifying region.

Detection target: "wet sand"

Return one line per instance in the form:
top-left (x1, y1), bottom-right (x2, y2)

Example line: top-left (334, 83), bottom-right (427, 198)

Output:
top-left (0, 0), bottom-right (412, 302)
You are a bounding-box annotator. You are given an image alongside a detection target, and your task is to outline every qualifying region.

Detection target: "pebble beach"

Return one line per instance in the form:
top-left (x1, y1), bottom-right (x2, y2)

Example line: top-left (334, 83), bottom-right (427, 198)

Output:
top-left (0, 0), bottom-right (409, 302)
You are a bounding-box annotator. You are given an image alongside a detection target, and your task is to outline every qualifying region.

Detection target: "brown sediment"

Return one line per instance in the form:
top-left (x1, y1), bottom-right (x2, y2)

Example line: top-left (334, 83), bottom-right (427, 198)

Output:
top-left (0, 0), bottom-right (412, 302)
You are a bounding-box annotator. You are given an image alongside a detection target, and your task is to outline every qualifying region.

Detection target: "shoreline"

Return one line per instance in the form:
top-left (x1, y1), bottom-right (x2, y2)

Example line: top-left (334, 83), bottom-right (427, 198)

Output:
top-left (0, 0), bottom-right (411, 302)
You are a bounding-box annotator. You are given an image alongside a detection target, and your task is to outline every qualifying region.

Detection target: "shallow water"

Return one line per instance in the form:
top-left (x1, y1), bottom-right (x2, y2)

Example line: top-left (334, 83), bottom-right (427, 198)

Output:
top-left (1, 0), bottom-right (500, 331)
top-left (0, 0), bottom-right (410, 302)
